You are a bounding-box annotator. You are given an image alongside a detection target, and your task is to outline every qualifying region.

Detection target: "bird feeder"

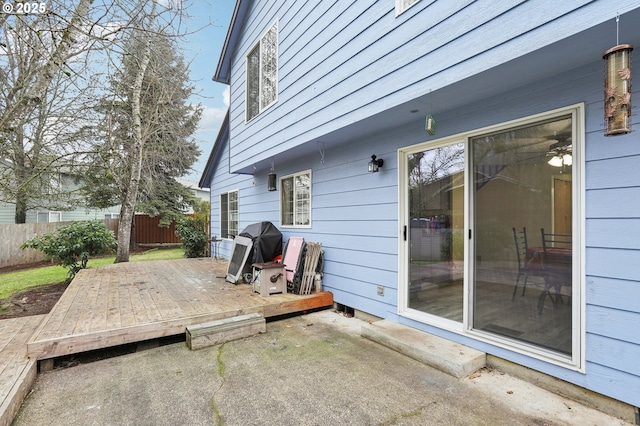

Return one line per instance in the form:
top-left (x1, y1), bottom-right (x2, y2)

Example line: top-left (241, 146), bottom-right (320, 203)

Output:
top-left (603, 44), bottom-right (633, 135)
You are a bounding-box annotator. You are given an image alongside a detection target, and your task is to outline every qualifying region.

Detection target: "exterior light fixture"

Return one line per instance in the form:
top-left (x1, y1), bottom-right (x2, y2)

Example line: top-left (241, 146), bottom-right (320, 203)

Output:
top-left (268, 172), bottom-right (277, 191)
top-left (268, 160), bottom-right (276, 191)
top-left (368, 155), bottom-right (384, 173)
top-left (425, 114), bottom-right (436, 135)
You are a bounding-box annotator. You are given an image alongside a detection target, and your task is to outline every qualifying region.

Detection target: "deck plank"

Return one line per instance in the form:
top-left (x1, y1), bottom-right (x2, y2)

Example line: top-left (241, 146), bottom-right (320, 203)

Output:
top-left (116, 276), bottom-right (136, 328)
top-left (32, 277), bottom-right (82, 341)
top-left (135, 275), bottom-right (165, 324)
top-left (105, 269), bottom-right (122, 329)
top-left (88, 269), bottom-right (111, 333)
top-left (56, 273), bottom-right (93, 338)
top-left (0, 318), bottom-right (23, 355)
top-left (0, 315), bottom-right (44, 426)
top-left (74, 274), bottom-right (101, 335)
top-left (159, 262), bottom-right (210, 316)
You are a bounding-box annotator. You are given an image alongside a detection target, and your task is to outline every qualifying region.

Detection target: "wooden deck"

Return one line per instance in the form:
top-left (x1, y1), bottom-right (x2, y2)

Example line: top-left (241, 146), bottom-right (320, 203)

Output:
top-left (27, 258), bottom-right (333, 360)
top-left (1, 258), bottom-right (332, 425)
top-left (0, 315), bottom-right (45, 426)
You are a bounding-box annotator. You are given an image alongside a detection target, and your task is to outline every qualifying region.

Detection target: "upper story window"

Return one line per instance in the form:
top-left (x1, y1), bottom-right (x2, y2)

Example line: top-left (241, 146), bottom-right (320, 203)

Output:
top-left (395, 0), bottom-right (420, 16)
top-left (246, 21), bottom-right (278, 122)
top-left (280, 170), bottom-right (311, 228)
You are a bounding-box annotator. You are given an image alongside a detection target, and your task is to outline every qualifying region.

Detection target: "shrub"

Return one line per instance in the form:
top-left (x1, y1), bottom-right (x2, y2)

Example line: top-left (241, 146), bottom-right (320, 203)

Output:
top-left (21, 220), bottom-right (117, 282)
top-left (175, 215), bottom-right (209, 258)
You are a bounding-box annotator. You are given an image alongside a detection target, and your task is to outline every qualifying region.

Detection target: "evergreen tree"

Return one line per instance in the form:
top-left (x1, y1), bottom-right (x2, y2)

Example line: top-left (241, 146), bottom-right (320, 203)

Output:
top-left (84, 28), bottom-right (202, 261)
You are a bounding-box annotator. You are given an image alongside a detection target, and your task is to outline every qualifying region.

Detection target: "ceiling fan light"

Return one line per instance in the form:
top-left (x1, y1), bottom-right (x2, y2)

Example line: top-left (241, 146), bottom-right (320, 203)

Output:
top-left (562, 153), bottom-right (573, 166)
top-left (548, 155), bottom-right (563, 167)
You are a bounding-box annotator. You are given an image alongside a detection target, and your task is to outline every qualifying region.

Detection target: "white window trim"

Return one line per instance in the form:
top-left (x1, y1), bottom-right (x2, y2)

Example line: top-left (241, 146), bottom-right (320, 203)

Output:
top-left (395, 0), bottom-right (420, 16)
top-left (397, 104), bottom-right (585, 371)
top-left (37, 211), bottom-right (62, 223)
top-left (245, 20), bottom-right (278, 122)
top-left (280, 169), bottom-right (312, 229)
top-left (220, 189), bottom-right (239, 240)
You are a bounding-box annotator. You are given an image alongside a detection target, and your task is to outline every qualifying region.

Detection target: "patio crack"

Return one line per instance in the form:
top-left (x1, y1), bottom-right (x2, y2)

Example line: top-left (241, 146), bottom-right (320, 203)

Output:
top-left (378, 402), bottom-right (437, 426)
top-left (210, 343), bottom-right (226, 425)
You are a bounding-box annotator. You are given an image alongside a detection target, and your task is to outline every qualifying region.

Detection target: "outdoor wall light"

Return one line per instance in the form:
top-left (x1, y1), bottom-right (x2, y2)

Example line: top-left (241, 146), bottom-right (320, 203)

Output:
top-left (368, 155), bottom-right (384, 173)
top-left (268, 172), bottom-right (277, 191)
top-left (603, 41), bottom-right (633, 135)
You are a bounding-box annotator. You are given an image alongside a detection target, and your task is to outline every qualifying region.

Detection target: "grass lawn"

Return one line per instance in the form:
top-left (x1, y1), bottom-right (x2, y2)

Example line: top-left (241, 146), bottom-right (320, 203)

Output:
top-left (0, 248), bottom-right (186, 300)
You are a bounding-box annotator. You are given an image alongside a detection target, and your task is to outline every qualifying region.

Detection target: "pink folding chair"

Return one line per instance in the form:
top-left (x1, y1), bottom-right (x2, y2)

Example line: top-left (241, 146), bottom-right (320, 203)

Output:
top-left (281, 237), bottom-right (304, 284)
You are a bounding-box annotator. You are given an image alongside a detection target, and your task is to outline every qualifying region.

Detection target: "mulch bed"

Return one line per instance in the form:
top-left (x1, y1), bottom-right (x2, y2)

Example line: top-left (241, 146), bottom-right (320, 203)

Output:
top-left (0, 281), bottom-right (70, 320)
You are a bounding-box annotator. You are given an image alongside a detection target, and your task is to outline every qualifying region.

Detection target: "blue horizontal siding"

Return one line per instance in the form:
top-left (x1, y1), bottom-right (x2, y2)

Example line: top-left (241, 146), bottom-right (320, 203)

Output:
top-left (583, 363), bottom-right (640, 408)
top-left (329, 285), bottom-right (398, 319)
top-left (324, 248), bottom-right (396, 274)
top-left (322, 267), bottom-right (397, 300)
top-left (211, 0), bottom-right (640, 406)
top-left (588, 188), bottom-right (640, 218)
top-left (587, 305), bottom-right (640, 345)
top-left (587, 334), bottom-right (640, 377)
top-left (587, 155), bottom-right (640, 190)
top-left (587, 276), bottom-right (640, 312)
top-left (586, 248), bottom-right (640, 282)
top-left (225, 0), bottom-right (637, 172)
top-left (586, 218), bottom-right (640, 249)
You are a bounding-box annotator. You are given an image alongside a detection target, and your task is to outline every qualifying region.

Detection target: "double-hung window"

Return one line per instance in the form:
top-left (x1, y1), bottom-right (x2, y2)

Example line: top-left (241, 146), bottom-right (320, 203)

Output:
top-left (220, 190), bottom-right (238, 239)
top-left (246, 21), bottom-right (278, 122)
top-left (280, 170), bottom-right (311, 227)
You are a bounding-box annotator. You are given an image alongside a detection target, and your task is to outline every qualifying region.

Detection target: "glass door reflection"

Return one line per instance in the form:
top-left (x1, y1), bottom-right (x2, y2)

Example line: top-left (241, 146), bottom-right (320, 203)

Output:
top-left (407, 143), bottom-right (464, 322)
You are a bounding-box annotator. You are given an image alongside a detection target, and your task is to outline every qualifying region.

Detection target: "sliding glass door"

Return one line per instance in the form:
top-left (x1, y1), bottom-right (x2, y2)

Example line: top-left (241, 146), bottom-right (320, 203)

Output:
top-left (471, 115), bottom-right (573, 355)
top-left (401, 106), bottom-right (580, 362)
top-left (406, 142), bottom-right (465, 322)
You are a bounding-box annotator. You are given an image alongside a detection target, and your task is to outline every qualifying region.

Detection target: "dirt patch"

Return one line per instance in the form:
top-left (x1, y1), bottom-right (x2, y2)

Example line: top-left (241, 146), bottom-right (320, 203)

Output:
top-left (0, 281), bottom-right (69, 320)
top-left (0, 260), bottom-right (54, 274)
top-left (0, 248), bottom-right (157, 320)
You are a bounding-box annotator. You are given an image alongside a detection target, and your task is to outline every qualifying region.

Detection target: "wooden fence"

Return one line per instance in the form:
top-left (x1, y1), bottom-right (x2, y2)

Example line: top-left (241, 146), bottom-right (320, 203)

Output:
top-left (134, 215), bottom-right (211, 256)
top-left (0, 219), bottom-right (119, 269)
top-left (0, 215), bottom-right (212, 270)
top-left (134, 215), bottom-right (184, 245)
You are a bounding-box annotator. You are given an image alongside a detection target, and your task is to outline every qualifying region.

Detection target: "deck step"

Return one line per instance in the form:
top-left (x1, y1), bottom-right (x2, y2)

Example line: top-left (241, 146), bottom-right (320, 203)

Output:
top-left (361, 320), bottom-right (485, 379)
top-left (186, 313), bottom-right (266, 350)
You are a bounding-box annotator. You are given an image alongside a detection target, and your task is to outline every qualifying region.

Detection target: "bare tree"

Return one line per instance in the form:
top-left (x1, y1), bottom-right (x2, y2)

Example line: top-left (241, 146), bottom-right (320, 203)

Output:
top-left (0, 1), bottom-right (99, 222)
top-left (2, 1), bottom-right (203, 265)
top-left (0, 1), bottom-right (197, 223)
top-left (84, 4), bottom-right (202, 262)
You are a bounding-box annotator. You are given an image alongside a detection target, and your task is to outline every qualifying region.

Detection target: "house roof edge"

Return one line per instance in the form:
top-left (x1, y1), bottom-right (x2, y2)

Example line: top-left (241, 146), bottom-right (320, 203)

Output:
top-left (199, 109), bottom-right (230, 189)
top-left (213, 0), bottom-right (246, 84)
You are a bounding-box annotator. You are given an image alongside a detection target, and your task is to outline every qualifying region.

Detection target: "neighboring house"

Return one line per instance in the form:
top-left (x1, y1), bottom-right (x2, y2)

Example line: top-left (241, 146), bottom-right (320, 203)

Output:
top-left (0, 168), bottom-right (205, 225)
top-left (176, 178), bottom-right (211, 213)
top-left (0, 164), bottom-right (121, 224)
top-left (200, 0), bottom-right (640, 412)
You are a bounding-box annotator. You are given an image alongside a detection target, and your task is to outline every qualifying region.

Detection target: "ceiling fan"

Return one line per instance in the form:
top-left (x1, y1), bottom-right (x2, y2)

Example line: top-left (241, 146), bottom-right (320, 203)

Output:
top-left (546, 133), bottom-right (572, 167)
